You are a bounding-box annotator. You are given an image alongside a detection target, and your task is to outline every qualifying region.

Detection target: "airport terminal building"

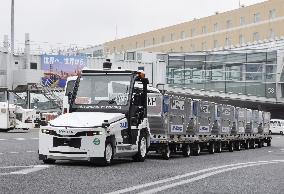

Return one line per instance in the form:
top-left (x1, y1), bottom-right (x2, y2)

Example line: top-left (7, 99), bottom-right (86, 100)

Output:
top-left (104, 0), bottom-right (284, 54)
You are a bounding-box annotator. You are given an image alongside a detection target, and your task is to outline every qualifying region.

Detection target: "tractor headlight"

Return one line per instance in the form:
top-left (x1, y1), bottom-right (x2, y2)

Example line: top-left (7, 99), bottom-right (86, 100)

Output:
top-left (86, 131), bottom-right (103, 136)
top-left (41, 129), bottom-right (53, 134)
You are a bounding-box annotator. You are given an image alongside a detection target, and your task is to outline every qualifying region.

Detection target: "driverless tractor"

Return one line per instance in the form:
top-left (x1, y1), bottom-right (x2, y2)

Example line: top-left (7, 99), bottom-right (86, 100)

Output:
top-left (39, 60), bottom-right (151, 165)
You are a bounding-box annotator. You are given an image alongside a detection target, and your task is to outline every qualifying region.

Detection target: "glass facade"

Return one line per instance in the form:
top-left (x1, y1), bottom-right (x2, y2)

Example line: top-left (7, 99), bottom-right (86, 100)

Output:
top-left (166, 51), bottom-right (279, 98)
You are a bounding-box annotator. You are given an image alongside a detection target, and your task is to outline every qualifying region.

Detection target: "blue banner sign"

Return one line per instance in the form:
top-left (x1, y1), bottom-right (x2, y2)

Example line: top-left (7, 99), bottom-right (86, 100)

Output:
top-left (41, 55), bottom-right (87, 88)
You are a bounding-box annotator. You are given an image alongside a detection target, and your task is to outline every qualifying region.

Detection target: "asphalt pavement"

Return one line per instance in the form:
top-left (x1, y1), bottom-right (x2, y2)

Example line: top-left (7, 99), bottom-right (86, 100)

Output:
top-left (0, 129), bottom-right (284, 194)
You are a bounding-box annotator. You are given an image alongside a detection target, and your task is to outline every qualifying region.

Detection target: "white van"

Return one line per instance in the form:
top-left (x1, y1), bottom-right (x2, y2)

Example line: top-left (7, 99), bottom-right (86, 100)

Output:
top-left (270, 119), bottom-right (284, 135)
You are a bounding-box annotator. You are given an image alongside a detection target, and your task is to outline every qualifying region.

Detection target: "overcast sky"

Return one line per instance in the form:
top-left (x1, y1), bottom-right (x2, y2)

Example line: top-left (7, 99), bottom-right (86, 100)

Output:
top-left (0, 0), bottom-right (265, 50)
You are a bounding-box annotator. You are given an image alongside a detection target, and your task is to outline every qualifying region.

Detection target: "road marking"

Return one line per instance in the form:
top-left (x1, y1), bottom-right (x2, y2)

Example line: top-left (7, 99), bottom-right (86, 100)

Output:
top-left (0, 165), bottom-right (34, 169)
top-left (9, 165), bottom-right (49, 175)
top-left (0, 150), bottom-right (37, 155)
top-left (14, 138), bottom-right (25, 141)
top-left (276, 137), bottom-right (281, 138)
top-left (138, 161), bottom-right (284, 194)
top-left (0, 137), bottom-right (38, 141)
top-left (26, 150), bottom-right (36, 153)
top-left (268, 151), bottom-right (273, 153)
top-left (0, 165), bottom-right (50, 176)
top-left (106, 161), bottom-right (273, 194)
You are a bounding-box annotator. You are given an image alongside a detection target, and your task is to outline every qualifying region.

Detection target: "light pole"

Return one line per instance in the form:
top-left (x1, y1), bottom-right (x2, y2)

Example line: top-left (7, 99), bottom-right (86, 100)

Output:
top-left (11, 0), bottom-right (15, 54)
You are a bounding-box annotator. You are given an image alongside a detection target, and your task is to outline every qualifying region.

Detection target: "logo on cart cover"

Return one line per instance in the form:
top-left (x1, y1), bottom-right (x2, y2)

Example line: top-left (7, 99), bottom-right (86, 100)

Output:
top-left (239, 127), bottom-right (245, 133)
top-left (171, 100), bottom-right (184, 110)
top-left (93, 138), bottom-right (100, 145)
top-left (120, 122), bottom-right (128, 128)
top-left (201, 105), bottom-right (210, 113)
top-left (171, 125), bottom-right (183, 133)
top-left (223, 108), bottom-right (230, 116)
top-left (199, 126), bottom-right (209, 132)
top-left (222, 127), bottom-right (230, 133)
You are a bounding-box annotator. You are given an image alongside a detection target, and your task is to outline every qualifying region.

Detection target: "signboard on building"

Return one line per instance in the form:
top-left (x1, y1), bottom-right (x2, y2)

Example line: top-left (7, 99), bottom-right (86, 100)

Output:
top-left (41, 55), bottom-right (87, 88)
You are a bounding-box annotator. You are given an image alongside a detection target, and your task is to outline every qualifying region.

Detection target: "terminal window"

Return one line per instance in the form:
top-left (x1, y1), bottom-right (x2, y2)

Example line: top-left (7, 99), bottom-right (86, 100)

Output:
top-left (240, 17), bottom-right (245, 26)
top-left (226, 20), bottom-right (232, 29)
top-left (202, 26), bottom-right (207, 34)
top-left (190, 28), bottom-right (195, 37)
top-left (213, 23), bottom-right (218, 32)
top-left (269, 9), bottom-right (276, 19)
top-left (254, 13), bottom-right (261, 23)
top-left (253, 32), bottom-right (260, 42)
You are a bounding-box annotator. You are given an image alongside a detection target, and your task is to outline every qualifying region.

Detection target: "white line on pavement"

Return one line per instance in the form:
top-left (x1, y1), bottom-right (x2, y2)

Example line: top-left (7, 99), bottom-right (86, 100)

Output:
top-left (268, 151), bottom-right (273, 152)
top-left (0, 150), bottom-right (37, 155)
top-left (13, 138), bottom-right (25, 141)
top-left (0, 137), bottom-right (38, 141)
top-left (106, 161), bottom-right (272, 194)
top-left (9, 165), bottom-right (49, 175)
top-left (0, 165), bottom-right (34, 169)
top-left (138, 161), bottom-right (284, 194)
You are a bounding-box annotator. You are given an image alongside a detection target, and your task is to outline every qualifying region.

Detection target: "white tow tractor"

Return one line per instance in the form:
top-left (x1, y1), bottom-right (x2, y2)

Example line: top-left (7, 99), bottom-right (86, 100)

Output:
top-left (39, 60), bottom-right (150, 165)
top-left (0, 90), bottom-right (37, 132)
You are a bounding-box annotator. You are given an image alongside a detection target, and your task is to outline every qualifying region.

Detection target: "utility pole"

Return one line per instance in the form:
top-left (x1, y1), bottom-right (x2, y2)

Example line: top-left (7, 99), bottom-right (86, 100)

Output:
top-left (11, 0), bottom-right (15, 54)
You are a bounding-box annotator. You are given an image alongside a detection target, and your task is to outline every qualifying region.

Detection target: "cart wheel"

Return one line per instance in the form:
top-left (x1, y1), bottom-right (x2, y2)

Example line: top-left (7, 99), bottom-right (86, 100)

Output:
top-left (228, 141), bottom-right (234, 152)
top-left (182, 144), bottom-right (191, 157)
top-left (192, 143), bottom-right (201, 156)
top-left (257, 140), bottom-right (263, 148)
top-left (267, 139), bottom-right (271, 147)
top-left (261, 141), bottom-right (265, 147)
top-left (43, 158), bottom-right (56, 164)
top-left (162, 145), bottom-right (171, 160)
top-left (208, 142), bottom-right (215, 154)
top-left (133, 135), bottom-right (147, 162)
top-left (215, 141), bottom-right (222, 153)
top-left (250, 140), bottom-right (256, 149)
top-left (245, 140), bottom-right (250, 149)
top-left (235, 141), bottom-right (241, 151)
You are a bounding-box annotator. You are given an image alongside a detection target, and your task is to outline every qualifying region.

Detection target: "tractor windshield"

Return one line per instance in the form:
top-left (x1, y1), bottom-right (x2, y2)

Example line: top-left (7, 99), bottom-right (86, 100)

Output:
top-left (74, 74), bottom-right (132, 106)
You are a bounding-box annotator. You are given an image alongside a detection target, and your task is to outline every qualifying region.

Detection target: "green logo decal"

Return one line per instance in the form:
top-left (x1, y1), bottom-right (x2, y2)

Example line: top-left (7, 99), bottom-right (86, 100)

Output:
top-left (93, 138), bottom-right (100, 145)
